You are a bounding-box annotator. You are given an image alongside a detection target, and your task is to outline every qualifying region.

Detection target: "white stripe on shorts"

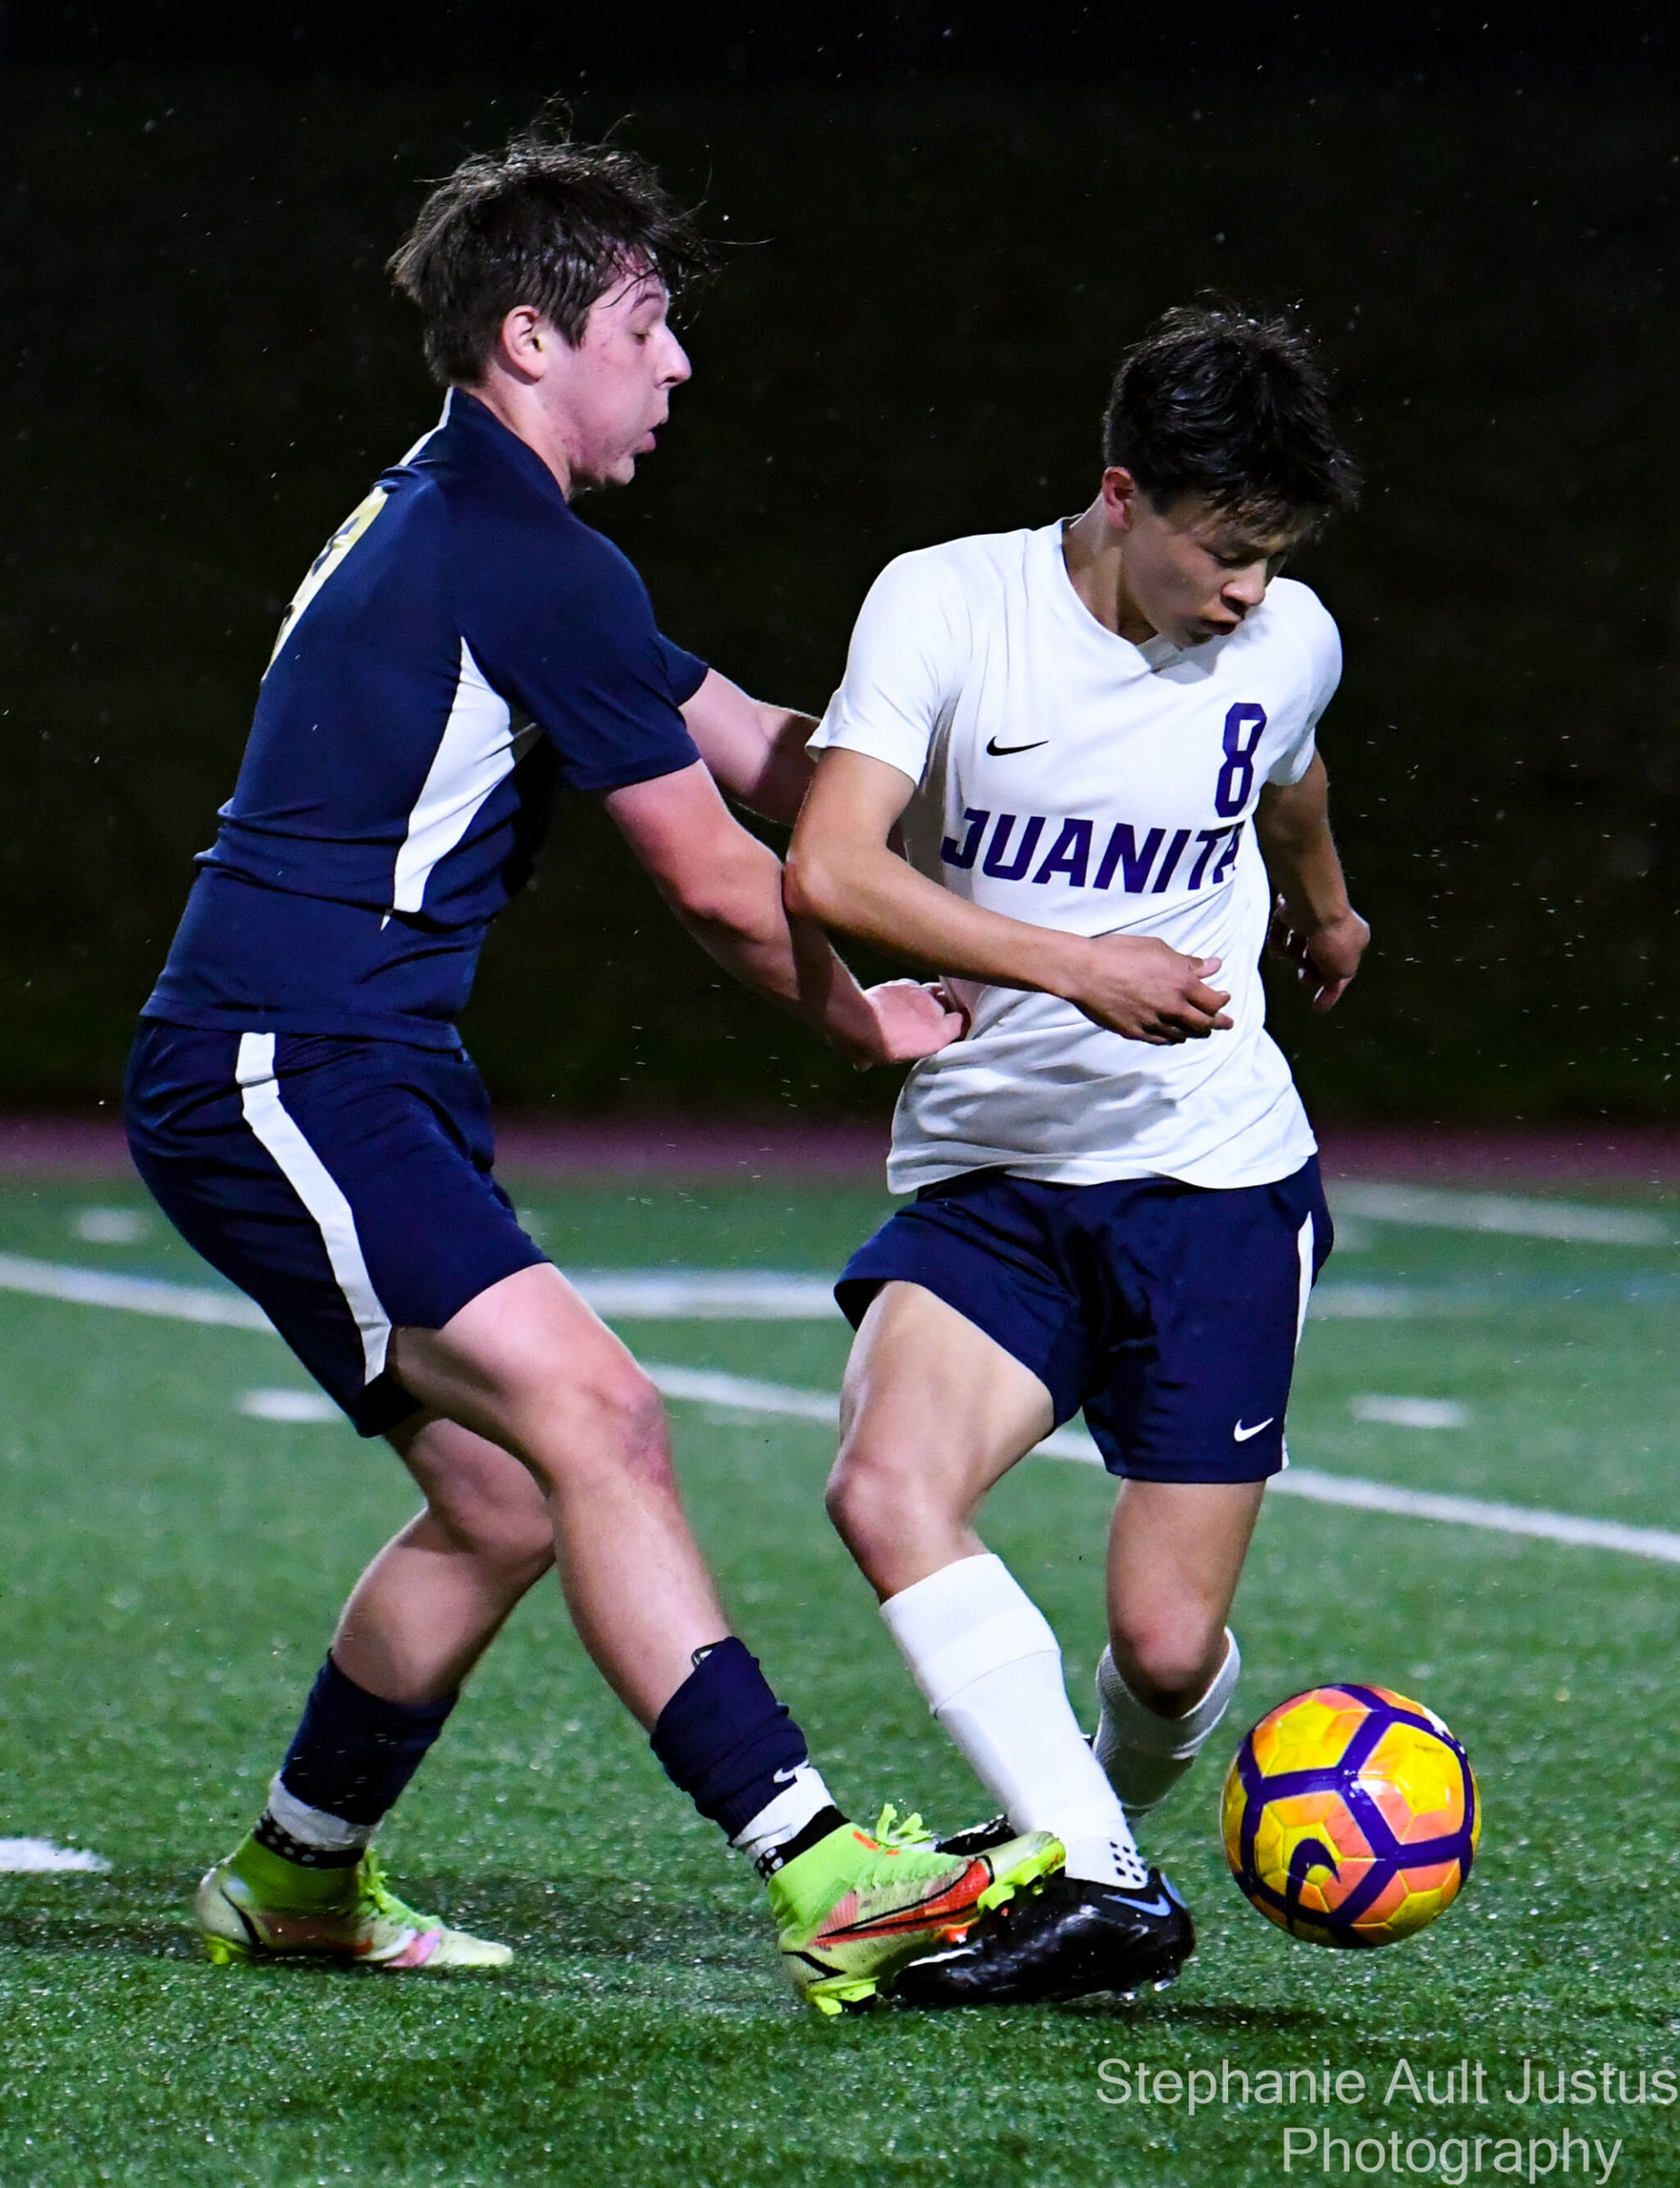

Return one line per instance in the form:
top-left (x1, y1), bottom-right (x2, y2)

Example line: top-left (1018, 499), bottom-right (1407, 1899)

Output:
top-left (234, 1032), bottom-right (392, 1385)
top-left (1295, 1211), bottom-right (1314, 1350)
top-left (1274, 1211), bottom-right (1318, 1478)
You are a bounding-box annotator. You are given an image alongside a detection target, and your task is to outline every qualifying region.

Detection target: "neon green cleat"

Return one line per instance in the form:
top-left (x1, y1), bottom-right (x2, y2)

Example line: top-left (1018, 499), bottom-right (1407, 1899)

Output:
top-left (195, 1838), bottom-right (512, 1972)
top-left (767, 1805), bottom-right (1063, 2015)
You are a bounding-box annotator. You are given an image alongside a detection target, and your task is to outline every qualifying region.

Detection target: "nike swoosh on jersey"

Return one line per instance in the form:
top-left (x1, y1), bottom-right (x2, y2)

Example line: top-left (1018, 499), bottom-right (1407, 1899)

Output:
top-left (984, 736), bottom-right (1049, 756)
top-left (1232, 1417), bottom-right (1276, 1442)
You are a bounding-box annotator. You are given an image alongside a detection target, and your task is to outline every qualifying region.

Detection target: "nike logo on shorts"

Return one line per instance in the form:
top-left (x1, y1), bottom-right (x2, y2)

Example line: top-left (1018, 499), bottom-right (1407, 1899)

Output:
top-left (1232, 1417), bottom-right (1275, 1443)
top-left (985, 736), bottom-right (1049, 756)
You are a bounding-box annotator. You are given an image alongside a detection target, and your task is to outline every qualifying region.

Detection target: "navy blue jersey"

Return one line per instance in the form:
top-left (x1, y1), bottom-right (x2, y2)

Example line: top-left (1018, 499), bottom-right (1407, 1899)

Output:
top-left (146, 391), bottom-right (707, 1046)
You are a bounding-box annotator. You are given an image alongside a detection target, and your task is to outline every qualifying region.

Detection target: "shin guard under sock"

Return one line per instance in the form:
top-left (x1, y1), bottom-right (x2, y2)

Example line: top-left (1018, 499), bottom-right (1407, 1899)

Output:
top-left (252, 1655), bottom-right (456, 1867)
top-left (649, 1638), bottom-right (832, 1852)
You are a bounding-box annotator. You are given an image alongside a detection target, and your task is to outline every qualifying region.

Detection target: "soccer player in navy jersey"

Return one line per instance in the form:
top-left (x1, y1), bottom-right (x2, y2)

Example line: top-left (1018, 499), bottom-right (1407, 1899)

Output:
top-left (124, 127), bottom-right (1058, 2009)
top-left (786, 306), bottom-right (1366, 2004)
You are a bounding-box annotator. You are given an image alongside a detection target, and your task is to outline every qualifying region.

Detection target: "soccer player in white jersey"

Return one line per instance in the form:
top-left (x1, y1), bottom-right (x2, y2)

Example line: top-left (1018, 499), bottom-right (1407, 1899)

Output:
top-left (784, 304), bottom-right (1367, 2004)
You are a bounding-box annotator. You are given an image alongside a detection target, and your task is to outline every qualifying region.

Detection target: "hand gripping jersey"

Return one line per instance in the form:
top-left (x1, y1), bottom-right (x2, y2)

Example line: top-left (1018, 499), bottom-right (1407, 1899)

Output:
top-left (146, 391), bottom-right (706, 1046)
top-left (809, 521), bottom-right (1342, 1193)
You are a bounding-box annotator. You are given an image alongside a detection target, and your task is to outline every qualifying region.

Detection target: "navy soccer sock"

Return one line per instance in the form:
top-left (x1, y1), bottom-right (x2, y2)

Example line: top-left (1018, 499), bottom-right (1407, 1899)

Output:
top-left (251, 1655), bottom-right (456, 1868)
top-left (650, 1638), bottom-right (842, 1863)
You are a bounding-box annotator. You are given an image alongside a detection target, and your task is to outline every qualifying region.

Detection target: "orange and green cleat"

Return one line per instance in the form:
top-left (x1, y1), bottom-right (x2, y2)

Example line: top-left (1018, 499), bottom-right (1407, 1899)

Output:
top-left (766, 1805), bottom-right (1062, 2015)
top-left (195, 1838), bottom-right (512, 1972)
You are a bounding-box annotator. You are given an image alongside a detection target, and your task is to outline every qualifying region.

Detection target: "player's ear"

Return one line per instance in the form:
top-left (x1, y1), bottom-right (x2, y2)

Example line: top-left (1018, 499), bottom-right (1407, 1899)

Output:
top-left (493, 306), bottom-right (549, 381)
top-left (1100, 466), bottom-right (1143, 533)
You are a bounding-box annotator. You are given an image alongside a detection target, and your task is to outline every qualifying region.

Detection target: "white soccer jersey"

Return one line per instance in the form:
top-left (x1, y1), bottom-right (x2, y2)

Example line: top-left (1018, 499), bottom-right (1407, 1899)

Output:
top-left (809, 520), bottom-right (1342, 1193)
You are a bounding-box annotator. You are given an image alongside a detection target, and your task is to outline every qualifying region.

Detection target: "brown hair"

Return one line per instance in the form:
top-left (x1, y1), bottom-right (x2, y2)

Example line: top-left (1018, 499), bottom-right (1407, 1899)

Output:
top-left (387, 123), bottom-right (712, 386)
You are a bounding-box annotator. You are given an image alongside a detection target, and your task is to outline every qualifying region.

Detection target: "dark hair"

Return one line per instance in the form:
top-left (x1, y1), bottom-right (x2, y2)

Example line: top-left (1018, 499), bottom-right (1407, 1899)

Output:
top-left (1102, 303), bottom-right (1359, 532)
top-left (387, 122), bottom-right (712, 386)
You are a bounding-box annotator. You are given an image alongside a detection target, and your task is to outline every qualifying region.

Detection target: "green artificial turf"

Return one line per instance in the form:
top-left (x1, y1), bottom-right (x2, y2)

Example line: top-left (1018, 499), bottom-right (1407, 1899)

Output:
top-left (0, 1173), bottom-right (1677, 2185)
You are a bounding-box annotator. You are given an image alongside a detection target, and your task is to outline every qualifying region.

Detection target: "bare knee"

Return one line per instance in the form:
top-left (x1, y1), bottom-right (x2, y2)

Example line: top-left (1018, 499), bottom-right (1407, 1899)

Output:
top-left (425, 1486), bottom-right (554, 1579)
top-left (827, 1436), bottom-right (890, 1550)
top-left (412, 1447), bottom-right (552, 1578)
top-left (585, 1362), bottom-right (670, 1471)
top-left (826, 1436), bottom-right (952, 1588)
top-left (393, 1416), bottom-right (554, 1579)
top-left (528, 1360), bottom-right (675, 1498)
top-left (825, 1448), bottom-right (878, 1557)
top-left (1109, 1609), bottom-right (1228, 1715)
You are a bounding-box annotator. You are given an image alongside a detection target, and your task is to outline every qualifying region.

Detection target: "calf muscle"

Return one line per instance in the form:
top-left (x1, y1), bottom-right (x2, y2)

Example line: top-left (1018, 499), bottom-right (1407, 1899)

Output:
top-left (386, 1262), bottom-right (731, 1726)
top-left (1106, 1479), bottom-right (1264, 1712)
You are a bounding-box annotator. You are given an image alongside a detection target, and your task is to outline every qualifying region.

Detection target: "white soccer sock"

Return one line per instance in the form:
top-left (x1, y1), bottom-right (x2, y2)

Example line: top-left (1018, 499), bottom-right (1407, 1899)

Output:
top-left (264, 1773), bottom-right (372, 1855)
top-left (731, 1764), bottom-right (837, 1867)
top-left (1093, 1630), bottom-right (1242, 1815)
top-left (880, 1553), bottom-right (1148, 1890)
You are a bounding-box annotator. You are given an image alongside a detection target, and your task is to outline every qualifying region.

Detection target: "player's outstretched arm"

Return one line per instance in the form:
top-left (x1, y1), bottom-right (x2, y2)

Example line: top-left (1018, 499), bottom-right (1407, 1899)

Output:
top-left (1254, 755), bottom-right (1369, 1012)
top-left (679, 669), bottom-right (819, 826)
top-left (603, 759), bottom-right (965, 1066)
top-left (786, 749), bottom-right (1233, 1046)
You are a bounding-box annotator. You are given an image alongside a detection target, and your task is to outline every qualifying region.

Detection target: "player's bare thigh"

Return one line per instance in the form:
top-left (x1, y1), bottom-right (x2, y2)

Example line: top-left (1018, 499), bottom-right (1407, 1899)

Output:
top-left (387, 1261), bottom-right (669, 1492)
top-left (828, 1279), bottom-right (1055, 1598)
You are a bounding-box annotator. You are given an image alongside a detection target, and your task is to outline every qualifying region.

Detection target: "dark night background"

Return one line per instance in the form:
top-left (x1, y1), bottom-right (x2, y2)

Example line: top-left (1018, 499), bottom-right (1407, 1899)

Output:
top-left (3, 3), bottom-right (1679, 1121)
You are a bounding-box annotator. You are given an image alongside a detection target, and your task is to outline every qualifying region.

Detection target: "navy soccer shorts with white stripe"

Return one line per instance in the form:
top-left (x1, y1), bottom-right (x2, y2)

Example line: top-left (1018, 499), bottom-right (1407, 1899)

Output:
top-left (835, 1160), bottom-right (1333, 1483)
top-left (125, 1020), bottom-right (548, 1436)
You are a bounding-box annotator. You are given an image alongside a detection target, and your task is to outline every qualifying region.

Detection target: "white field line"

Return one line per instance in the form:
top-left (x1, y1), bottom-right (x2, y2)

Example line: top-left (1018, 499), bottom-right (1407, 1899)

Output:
top-left (1330, 1182), bottom-right (1671, 1245)
top-left (1267, 1470), bottom-right (1680, 1564)
top-left (1350, 1395), bottom-right (1469, 1430)
top-left (0, 1254), bottom-right (1454, 1326)
top-left (0, 1251), bottom-right (1440, 1327)
top-left (0, 1838), bottom-right (109, 1873)
top-left (0, 1253), bottom-right (273, 1327)
top-left (645, 1364), bottom-right (840, 1423)
top-left (71, 1206), bottom-right (150, 1244)
top-left (570, 1270), bottom-right (840, 1319)
top-left (240, 1387), bottom-right (340, 1423)
top-left (3, 1252), bottom-right (1677, 1565)
top-left (587, 1271), bottom-right (1452, 1322)
top-left (646, 1372), bottom-right (1680, 1565)
top-left (1307, 1285), bottom-right (1454, 1320)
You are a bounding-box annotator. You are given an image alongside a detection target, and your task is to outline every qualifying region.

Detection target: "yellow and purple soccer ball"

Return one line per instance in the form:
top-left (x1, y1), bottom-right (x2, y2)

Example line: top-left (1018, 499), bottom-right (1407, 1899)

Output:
top-left (1220, 1685), bottom-right (1479, 1948)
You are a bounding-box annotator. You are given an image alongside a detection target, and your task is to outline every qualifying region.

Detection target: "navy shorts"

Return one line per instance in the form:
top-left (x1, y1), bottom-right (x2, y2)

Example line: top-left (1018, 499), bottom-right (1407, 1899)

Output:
top-left (125, 1020), bottom-right (548, 1436)
top-left (836, 1159), bottom-right (1332, 1483)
